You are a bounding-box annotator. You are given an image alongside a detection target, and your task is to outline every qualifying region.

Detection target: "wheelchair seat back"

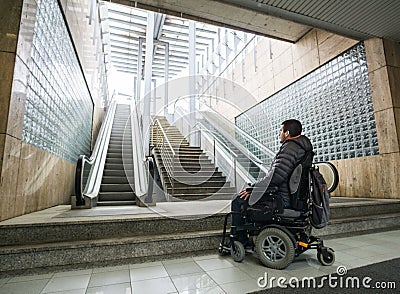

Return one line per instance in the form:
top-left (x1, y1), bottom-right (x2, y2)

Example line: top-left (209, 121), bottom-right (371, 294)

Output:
top-left (288, 150), bottom-right (314, 211)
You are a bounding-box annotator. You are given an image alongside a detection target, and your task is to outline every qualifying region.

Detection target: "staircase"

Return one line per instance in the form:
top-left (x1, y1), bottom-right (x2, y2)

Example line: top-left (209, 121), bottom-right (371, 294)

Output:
top-left (151, 117), bottom-right (236, 201)
top-left (98, 104), bottom-right (136, 206)
top-left (200, 118), bottom-right (266, 181)
top-left (1, 197), bottom-right (400, 273)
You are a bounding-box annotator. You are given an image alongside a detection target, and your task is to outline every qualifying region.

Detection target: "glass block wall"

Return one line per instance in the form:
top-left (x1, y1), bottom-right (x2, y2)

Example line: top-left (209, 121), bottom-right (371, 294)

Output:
top-left (236, 42), bottom-right (378, 163)
top-left (22, 0), bottom-right (93, 163)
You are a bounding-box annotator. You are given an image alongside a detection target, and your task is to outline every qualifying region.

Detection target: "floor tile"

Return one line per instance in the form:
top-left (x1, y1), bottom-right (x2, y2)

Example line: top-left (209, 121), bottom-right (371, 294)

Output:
top-left (45, 289), bottom-right (86, 294)
top-left (164, 261), bottom-right (204, 276)
top-left (86, 282), bottom-right (132, 294)
top-left (207, 267), bottom-right (251, 284)
top-left (219, 278), bottom-right (261, 294)
top-left (131, 277), bottom-right (176, 294)
top-left (195, 258), bottom-right (235, 271)
top-left (93, 264), bottom-right (129, 273)
top-left (162, 257), bottom-right (194, 265)
top-left (179, 285), bottom-right (225, 294)
top-left (171, 272), bottom-right (216, 292)
top-left (0, 279), bottom-right (49, 294)
top-left (88, 269), bottom-right (130, 287)
top-left (192, 254), bottom-right (220, 261)
top-left (129, 261), bottom-right (163, 269)
top-left (130, 265), bottom-right (169, 282)
top-left (41, 275), bottom-right (90, 293)
top-left (53, 269), bottom-right (92, 278)
top-left (8, 273), bottom-right (53, 282)
top-left (338, 258), bottom-right (373, 269)
top-left (0, 277), bottom-right (10, 286)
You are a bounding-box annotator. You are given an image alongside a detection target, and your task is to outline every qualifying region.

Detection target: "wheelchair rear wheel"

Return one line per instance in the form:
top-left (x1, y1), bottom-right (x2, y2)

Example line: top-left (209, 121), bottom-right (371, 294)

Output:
top-left (231, 241), bottom-right (245, 262)
top-left (256, 227), bottom-right (295, 269)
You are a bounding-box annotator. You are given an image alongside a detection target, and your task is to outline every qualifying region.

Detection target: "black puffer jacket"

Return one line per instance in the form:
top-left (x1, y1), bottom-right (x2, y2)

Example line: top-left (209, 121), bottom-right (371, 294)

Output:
top-left (249, 135), bottom-right (313, 206)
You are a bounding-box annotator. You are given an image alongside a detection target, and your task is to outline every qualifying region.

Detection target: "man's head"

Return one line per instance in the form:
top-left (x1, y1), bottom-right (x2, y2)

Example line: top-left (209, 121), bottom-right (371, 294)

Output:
top-left (279, 119), bottom-right (302, 143)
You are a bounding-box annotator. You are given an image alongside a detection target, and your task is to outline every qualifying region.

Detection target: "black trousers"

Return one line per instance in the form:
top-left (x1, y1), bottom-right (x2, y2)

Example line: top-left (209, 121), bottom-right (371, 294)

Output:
top-left (230, 192), bottom-right (290, 244)
top-left (230, 194), bottom-right (250, 244)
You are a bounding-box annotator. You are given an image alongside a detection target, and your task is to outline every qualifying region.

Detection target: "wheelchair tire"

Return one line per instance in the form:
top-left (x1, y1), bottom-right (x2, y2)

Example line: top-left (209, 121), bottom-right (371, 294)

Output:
top-left (314, 162), bottom-right (339, 193)
top-left (231, 241), bottom-right (245, 263)
top-left (256, 227), bottom-right (295, 269)
top-left (317, 247), bottom-right (335, 266)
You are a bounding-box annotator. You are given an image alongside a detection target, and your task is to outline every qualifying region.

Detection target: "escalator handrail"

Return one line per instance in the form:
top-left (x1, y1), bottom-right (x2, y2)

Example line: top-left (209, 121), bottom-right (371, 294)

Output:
top-left (196, 123), bottom-right (257, 185)
top-left (196, 111), bottom-right (270, 175)
top-left (199, 105), bottom-right (276, 159)
top-left (74, 99), bottom-right (117, 205)
top-left (130, 100), bottom-right (150, 201)
top-left (194, 122), bottom-right (238, 158)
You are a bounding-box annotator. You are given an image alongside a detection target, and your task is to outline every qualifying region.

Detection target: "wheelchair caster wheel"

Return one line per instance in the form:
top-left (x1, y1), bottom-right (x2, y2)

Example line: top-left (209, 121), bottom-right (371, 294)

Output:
top-left (231, 241), bottom-right (245, 262)
top-left (317, 247), bottom-right (335, 266)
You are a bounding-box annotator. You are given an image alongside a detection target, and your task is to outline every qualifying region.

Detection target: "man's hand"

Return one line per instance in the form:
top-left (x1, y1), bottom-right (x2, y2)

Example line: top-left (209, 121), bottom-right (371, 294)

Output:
top-left (239, 189), bottom-right (250, 200)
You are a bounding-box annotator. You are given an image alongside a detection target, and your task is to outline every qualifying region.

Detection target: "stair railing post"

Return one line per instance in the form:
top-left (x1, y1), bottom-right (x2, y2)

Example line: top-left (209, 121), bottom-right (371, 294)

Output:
top-left (172, 153), bottom-right (175, 195)
top-left (234, 158), bottom-right (237, 189)
top-left (213, 138), bottom-right (216, 168)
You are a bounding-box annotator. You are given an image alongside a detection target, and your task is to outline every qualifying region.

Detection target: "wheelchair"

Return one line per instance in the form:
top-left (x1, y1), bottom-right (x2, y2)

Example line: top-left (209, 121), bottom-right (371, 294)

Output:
top-left (218, 163), bottom-right (336, 270)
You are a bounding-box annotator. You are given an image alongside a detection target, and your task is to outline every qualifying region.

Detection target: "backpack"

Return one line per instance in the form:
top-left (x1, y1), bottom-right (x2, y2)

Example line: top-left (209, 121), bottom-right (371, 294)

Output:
top-left (309, 166), bottom-right (330, 229)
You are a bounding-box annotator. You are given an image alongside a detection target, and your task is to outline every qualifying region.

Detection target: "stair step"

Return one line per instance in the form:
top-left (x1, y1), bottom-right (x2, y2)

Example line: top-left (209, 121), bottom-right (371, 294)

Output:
top-left (104, 163), bottom-right (133, 170)
top-left (166, 181), bottom-right (231, 188)
top-left (167, 186), bottom-right (236, 194)
top-left (0, 230), bottom-right (221, 272)
top-left (97, 200), bottom-right (136, 206)
top-left (168, 193), bottom-right (234, 200)
top-left (98, 191), bottom-right (135, 201)
top-left (102, 177), bottom-right (129, 184)
top-left (103, 170), bottom-right (132, 177)
top-left (100, 184), bottom-right (133, 192)
top-left (1, 199), bottom-right (400, 273)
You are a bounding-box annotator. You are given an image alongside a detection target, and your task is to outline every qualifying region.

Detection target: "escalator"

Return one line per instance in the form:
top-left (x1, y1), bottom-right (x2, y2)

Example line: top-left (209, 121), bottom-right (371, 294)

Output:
top-left (98, 104), bottom-right (136, 206)
top-left (74, 99), bottom-right (152, 208)
top-left (198, 118), bottom-right (267, 181)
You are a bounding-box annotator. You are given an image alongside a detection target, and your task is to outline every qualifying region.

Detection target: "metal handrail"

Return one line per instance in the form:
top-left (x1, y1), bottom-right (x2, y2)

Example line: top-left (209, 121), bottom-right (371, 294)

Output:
top-left (194, 122), bottom-right (238, 158)
top-left (194, 110), bottom-right (270, 177)
top-left (130, 100), bottom-right (152, 205)
top-left (152, 119), bottom-right (176, 194)
top-left (74, 98), bottom-right (117, 206)
top-left (197, 125), bottom-right (255, 190)
top-left (199, 106), bottom-right (276, 159)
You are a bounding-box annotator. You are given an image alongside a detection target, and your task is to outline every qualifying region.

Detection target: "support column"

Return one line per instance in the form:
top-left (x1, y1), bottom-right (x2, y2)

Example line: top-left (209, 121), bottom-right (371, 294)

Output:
top-left (365, 38), bottom-right (400, 154)
top-left (143, 12), bottom-right (155, 156)
top-left (164, 42), bottom-right (169, 116)
top-left (136, 38), bottom-right (144, 104)
top-left (189, 20), bottom-right (196, 145)
top-left (152, 79), bottom-right (157, 115)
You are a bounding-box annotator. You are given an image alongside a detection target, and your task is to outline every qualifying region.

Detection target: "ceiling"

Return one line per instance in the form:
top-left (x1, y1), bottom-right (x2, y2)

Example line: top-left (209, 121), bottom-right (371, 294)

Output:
top-left (108, 0), bottom-right (400, 43)
top-left (101, 0), bottom-right (400, 80)
top-left (99, 2), bottom-right (222, 79)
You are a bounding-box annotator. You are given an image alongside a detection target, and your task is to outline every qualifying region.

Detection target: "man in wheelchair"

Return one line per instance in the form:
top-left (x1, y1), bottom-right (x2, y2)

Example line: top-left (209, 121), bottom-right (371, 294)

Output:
top-left (219, 119), bottom-right (335, 269)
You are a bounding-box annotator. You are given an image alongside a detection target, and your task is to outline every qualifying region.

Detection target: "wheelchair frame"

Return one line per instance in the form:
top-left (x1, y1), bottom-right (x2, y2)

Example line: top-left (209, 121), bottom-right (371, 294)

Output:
top-left (218, 202), bottom-right (335, 269)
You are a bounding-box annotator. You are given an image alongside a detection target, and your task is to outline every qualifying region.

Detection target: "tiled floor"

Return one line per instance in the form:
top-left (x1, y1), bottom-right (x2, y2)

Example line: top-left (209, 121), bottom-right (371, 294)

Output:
top-left (1, 229), bottom-right (399, 294)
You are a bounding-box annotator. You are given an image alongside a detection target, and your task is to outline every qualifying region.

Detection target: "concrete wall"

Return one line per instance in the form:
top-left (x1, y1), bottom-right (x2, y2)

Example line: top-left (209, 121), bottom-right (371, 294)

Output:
top-left (333, 39), bottom-right (400, 198)
top-left (0, 0), bottom-right (104, 221)
top-left (211, 29), bottom-right (358, 120)
top-left (212, 29), bottom-right (400, 199)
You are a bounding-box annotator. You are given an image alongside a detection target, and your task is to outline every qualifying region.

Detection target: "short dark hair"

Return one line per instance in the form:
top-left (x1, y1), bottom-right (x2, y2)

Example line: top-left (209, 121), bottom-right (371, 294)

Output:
top-left (281, 119), bottom-right (302, 137)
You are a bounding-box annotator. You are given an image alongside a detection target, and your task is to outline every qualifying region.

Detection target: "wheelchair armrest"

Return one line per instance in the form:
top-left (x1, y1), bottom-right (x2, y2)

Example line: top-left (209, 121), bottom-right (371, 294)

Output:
top-left (246, 186), bottom-right (278, 194)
